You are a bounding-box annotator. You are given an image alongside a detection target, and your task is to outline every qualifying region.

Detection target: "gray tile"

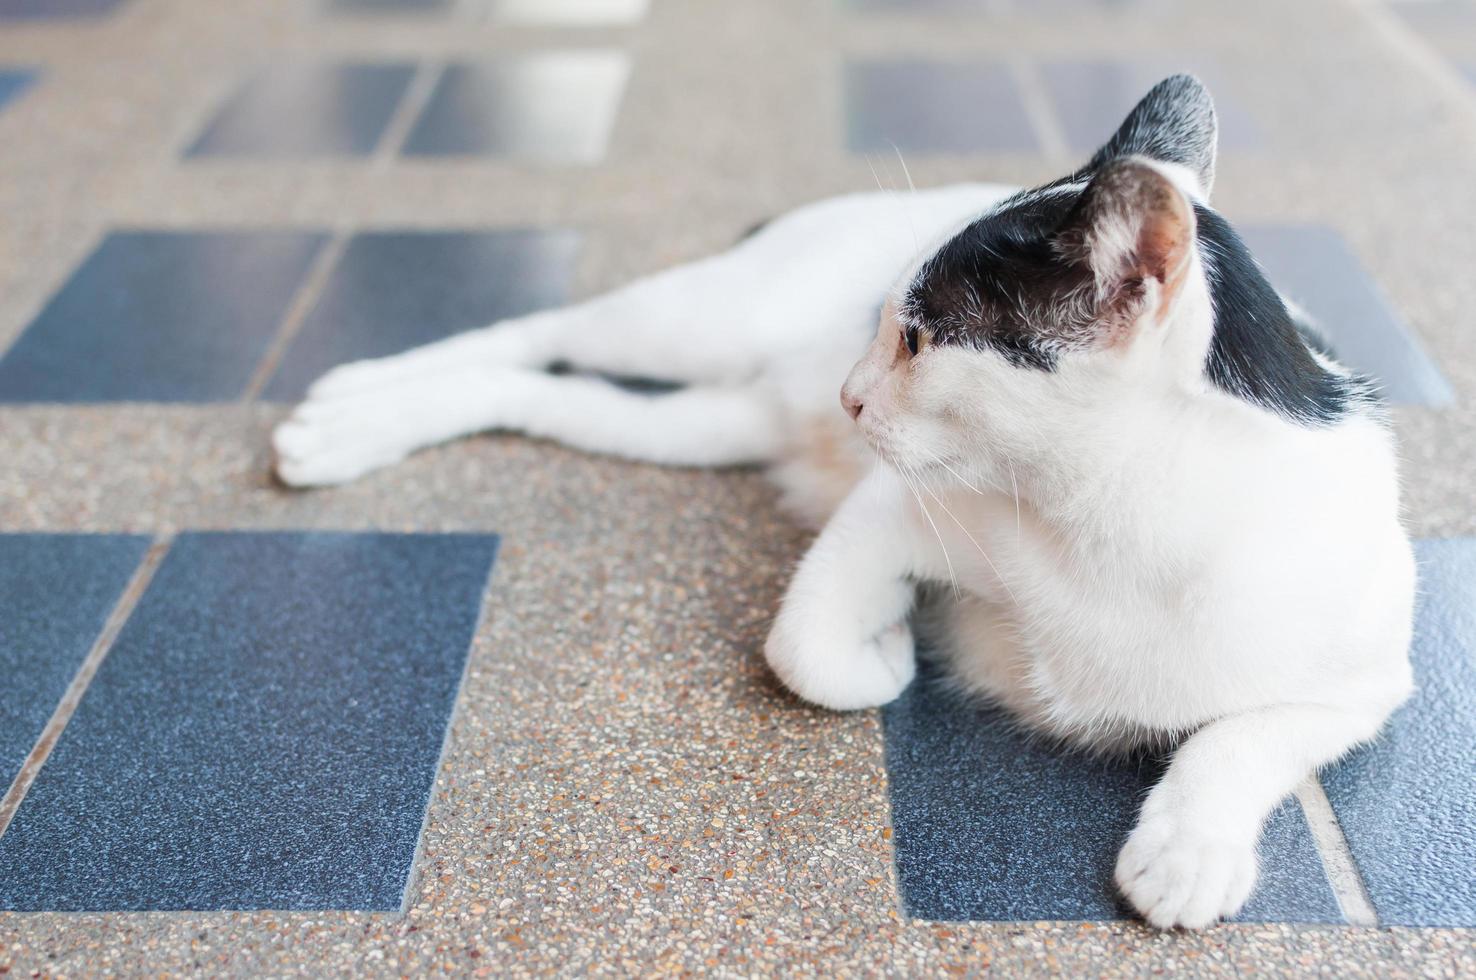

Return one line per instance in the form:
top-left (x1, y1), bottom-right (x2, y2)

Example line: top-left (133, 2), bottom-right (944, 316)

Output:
top-left (845, 60), bottom-right (1038, 154)
top-left (261, 229), bottom-right (580, 400)
top-left (1322, 538), bottom-right (1476, 927)
top-left (882, 663), bottom-right (1343, 922)
top-left (0, 69), bottom-right (36, 113)
top-left (485, 0), bottom-right (648, 25)
top-left (186, 64), bottom-right (416, 158)
top-left (0, 531), bottom-right (499, 912)
top-left (0, 0), bottom-right (127, 18)
top-left (0, 535), bottom-right (150, 791)
top-left (327, 0), bottom-right (453, 12)
top-left (402, 56), bottom-right (629, 161)
top-left (0, 231), bottom-right (327, 403)
top-left (1239, 224), bottom-right (1454, 405)
top-left (1040, 60), bottom-right (1264, 155)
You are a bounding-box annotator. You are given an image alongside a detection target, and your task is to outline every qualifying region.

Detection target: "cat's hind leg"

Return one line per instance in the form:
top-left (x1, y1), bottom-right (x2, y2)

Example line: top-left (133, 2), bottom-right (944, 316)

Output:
top-left (273, 367), bottom-right (783, 487)
top-left (304, 247), bottom-right (776, 404)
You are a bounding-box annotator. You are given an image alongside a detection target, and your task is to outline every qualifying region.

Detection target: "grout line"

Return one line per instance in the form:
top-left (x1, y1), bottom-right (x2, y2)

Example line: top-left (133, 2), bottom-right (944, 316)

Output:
top-left (238, 231), bottom-right (351, 404)
top-left (1347, 0), bottom-right (1476, 134)
top-left (1294, 775), bottom-right (1379, 927)
top-left (0, 535), bottom-right (174, 840)
top-left (373, 60), bottom-right (446, 165)
top-left (1008, 56), bottom-right (1071, 170)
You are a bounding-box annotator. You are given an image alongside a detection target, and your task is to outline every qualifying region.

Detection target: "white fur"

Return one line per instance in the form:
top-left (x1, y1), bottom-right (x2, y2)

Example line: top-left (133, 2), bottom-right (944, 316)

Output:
top-left (273, 179), bottom-right (1414, 930)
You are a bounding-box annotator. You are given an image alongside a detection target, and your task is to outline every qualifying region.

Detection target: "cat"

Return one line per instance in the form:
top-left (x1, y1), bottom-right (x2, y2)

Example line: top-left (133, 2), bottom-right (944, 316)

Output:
top-left (272, 75), bottom-right (1415, 930)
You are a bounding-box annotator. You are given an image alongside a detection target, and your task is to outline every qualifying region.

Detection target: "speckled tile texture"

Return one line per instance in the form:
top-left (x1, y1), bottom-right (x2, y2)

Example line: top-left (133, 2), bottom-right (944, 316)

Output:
top-left (883, 666), bottom-right (1342, 924)
top-left (0, 532), bottom-right (498, 913)
top-left (0, 0), bottom-right (1474, 974)
top-left (0, 534), bottom-right (148, 787)
top-left (1322, 538), bottom-right (1476, 928)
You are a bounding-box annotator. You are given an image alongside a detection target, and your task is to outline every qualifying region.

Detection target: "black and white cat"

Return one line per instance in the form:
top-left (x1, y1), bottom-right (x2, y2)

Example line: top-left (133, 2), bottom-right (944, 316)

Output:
top-left (273, 76), bottom-right (1415, 930)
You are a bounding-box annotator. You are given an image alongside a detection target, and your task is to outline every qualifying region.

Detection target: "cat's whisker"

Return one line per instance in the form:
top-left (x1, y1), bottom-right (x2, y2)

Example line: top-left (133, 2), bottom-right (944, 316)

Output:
top-left (896, 461), bottom-right (960, 598)
top-left (915, 474), bottom-right (1019, 606)
top-left (1009, 464), bottom-right (1023, 541)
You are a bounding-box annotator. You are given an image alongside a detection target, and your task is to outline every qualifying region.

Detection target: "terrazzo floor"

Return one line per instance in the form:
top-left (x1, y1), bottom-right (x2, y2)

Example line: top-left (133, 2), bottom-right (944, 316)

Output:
top-left (1, 0), bottom-right (1475, 974)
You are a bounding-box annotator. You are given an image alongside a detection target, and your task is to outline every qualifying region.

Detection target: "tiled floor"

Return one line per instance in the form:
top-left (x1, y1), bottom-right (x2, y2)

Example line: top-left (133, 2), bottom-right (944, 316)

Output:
top-left (0, 69), bottom-right (34, 113)
top-left (0, 532), bottom-right (499, 912)
top-left (1, 0), bottom-right (1474, 975)
top-left (188, 56), bottom-right (630, 163)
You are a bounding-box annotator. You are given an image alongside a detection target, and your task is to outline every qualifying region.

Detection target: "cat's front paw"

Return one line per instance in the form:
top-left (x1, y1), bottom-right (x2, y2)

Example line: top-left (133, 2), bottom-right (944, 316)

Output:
top-left (1115, 812), bottom-right (1258, 930)
top-left (763, 620), bottom-right (916, 711)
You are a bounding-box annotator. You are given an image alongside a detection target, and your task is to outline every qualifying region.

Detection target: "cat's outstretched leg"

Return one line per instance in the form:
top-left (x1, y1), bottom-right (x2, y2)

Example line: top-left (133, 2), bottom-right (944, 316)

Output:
top-left (763, 467), bottom-right (943, 709)
top-left (274, 367), bottom-right (783, 486)
top-left (1116, 695), bottom-right (1407, 929)
top-left (304, 248), bottom-right (776, 405)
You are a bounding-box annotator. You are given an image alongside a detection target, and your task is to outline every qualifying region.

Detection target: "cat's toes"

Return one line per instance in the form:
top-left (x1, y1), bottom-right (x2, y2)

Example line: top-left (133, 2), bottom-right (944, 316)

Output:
top-left (763, 622), bottom-right (916, 711)
top-left (271, 400), bottom-right (413, 487)
top-left (1115, 815), bottom-right (1258, 930)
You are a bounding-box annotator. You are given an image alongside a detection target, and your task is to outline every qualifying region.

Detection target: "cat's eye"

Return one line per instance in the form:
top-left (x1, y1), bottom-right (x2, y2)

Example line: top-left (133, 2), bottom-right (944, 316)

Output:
top-left (904, 326), bottom-right (932, 357)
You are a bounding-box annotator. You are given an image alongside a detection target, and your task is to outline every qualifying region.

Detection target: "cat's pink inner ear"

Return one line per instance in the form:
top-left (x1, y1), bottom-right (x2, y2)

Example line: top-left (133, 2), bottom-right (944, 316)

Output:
top-left (1057, 157), bottom-right (1197, 327)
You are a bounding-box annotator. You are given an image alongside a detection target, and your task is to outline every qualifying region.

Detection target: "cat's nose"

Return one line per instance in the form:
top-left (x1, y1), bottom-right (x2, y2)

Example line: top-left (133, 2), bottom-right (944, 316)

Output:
top-left (841, 389), bottom-right (863, 421)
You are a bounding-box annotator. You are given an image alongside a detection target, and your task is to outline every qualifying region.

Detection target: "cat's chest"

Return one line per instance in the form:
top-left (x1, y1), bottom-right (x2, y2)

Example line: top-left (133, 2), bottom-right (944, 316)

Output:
top-left (924, 498), bottom-right (1270, 731)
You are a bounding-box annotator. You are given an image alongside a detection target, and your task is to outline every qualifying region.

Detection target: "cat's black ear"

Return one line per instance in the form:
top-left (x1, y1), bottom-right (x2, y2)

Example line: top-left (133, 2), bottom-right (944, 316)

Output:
top-left (1054, 157), bottom-right (1197, 332)
top-left (1087, 74), bottom-right (1217, 197)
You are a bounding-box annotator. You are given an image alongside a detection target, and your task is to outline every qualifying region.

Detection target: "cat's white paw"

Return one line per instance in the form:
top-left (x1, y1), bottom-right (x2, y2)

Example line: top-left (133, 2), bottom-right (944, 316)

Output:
top-left (272, 391), bottom-right (424, 487)
top-left (306, 356), bottom-right (417, 400)
top-left (1115, 812), bottom-right (1258, 930)
top-left (764, 620), bottom-right (916, 711)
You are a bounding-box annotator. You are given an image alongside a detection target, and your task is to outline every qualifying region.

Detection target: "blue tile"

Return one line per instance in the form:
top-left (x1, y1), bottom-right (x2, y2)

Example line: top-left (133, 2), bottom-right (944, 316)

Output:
top-left (1239, 225), bottom-right (1454, 406)
top-left (401, 56), bottom-right (629, 161)
top-left (1322, 538), bottom-right (1476, 927)
top-left (0, 231), bottom-right (327, 403)
top-left (0, 69), bottom-right (36, 113)
top-left (261, 229), bottom-right (580, 400)
top-left (883, 666), bottom-right (1342, 922)
top-left (1040, 60), bottom-right (1264, 155)
top-left (846, 60), bottom-right (1038, 154)
top-left (187, 64), bottom-right (416, 158)
top-left (0, 0), bottom-right (127, 18)
top-left (0, 531), bottom-right (498, 912)
top-left (0, 535), bottom-right (150, 791)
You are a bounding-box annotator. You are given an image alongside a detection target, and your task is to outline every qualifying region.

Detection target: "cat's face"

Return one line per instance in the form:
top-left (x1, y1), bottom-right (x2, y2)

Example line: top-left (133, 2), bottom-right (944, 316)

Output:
top-left (841, 75), bottom-right (1225, 484)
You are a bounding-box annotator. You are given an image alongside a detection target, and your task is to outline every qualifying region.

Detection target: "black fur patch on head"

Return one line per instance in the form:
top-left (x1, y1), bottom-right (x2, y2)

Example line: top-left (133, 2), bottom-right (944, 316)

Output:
top-left (900, 184), bottom-right (1094, 371)
top-left (898, 188), bottom-right (1371, 427)
top-left (1195, 207), bottom-right (1373, 425)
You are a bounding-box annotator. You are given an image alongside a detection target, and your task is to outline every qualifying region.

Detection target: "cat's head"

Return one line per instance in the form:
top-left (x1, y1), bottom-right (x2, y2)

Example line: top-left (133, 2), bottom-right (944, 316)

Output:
top-left (842, 74), bottom-right (1360, 491)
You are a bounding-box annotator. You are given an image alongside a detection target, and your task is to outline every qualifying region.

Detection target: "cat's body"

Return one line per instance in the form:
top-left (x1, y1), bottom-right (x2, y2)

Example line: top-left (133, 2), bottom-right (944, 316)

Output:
top-left (274, 77), bottom-right (1415, 930)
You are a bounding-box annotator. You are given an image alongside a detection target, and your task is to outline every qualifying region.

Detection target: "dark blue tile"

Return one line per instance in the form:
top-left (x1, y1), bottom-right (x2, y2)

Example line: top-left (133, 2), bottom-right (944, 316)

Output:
top-left (401, 56), bottom-right (629, 161)
top-left (261, 229), bottom-right (580, 400)
top-left (187, 64), bottom-right (416, 158)
top-left (846, 60), bottom-right (1038, 154)
top-left (0, 0), bottom-right (127, 18)
top-left (1040, 60), bottom-right (1264, 155)
top-left (883, 666), bottom-right (1342, 922)
top-left (1322, 538), bottom-right (1476, 927)
top-left (0, 231), bottom-right (327, 403)
top-left (0, 69), bottom-right (36, 112)
top-left (1239, 225), bottom-right (1453, 406)
top-left (0, 531), bottom-right (498, 912)
top-left (0, 535), bottom-right (150, 791)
